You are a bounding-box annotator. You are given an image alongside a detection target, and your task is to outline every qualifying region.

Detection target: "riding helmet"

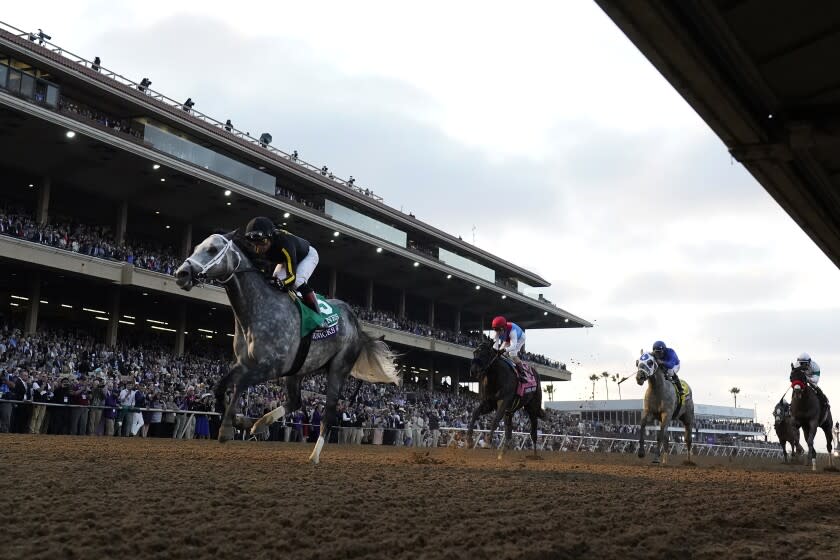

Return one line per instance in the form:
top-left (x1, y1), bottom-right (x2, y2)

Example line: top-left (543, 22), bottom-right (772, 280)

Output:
top-left (245, 216), bottom-right (275, 241)
top-left (652, 341), bottom-right (666, 354)
top-left (796, 352), bottom-right (811, 365)
top-left (491, 316), bottom-right (507, 330)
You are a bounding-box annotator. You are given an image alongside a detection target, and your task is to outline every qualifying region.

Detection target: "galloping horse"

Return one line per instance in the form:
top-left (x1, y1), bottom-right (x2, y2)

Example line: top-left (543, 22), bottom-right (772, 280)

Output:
top-left (466, 340), bottom-right (544, 459)
top-left (773, 398), bottom-right (803, 463)
top-left (175, 233), bottom-right (399, 464)
top-left (789, 364), bottom-right (833, 471)
top-left (635, 352), bottom-right (694, 464)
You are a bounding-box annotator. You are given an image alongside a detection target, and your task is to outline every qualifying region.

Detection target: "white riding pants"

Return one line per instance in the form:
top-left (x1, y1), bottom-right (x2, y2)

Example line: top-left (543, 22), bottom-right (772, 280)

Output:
top-left (273, 246), bottom-right (319, 289)
top-left (665, 364), bottom-right (680, 376)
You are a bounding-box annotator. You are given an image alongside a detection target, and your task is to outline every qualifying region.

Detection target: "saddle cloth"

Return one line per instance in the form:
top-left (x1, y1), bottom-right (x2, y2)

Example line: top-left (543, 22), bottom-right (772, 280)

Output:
top-left (290, 292), bottom-right (340, 338)
top-left (500, 356), bottom-right (538, 397)
top-left (671, 380), bottom-right (691, 419)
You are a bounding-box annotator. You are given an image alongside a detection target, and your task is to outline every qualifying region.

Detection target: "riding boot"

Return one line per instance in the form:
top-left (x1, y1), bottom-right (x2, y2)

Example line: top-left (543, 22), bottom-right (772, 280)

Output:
top-left (814, 385), bottom-right (830, 412)
top-left (299, 283), bottom-right (319, 313)
top-left (672, 373), bottom-right (684, 397)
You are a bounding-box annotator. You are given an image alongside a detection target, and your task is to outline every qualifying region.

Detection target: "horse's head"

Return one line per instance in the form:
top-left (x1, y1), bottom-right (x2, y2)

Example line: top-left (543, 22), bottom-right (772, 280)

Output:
top-left (773, 399), bottom-right (790, 423)
top-left (635, 352), bottom-right (657, 386)
top-left (470, 340), bottom-right (498, 379)
top-left (175, 232), bottom-right (246, 290)
top-left (789, 363), bottom-right (810, 393)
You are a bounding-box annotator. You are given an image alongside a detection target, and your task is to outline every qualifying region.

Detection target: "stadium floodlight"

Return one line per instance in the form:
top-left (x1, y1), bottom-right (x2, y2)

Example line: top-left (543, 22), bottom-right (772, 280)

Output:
top-left (564, 318), bottom-right (569, 323)
top-left (138, 78), bottom-right (152, 92)
top-left (413, 262), bottom-right (419, 267)
top-left (65, 130), bottom-right (76, 138)
top-left (333, 231), bottom-right (340, 237)
top-left (446, 274), bottom-right (452, 279)
top-left (501, 295), bottom-right (507, 299)
top-left (475, 285), bottom-right (481, 290)
top-left (376, 247), bottom-right (382, 253)
top-left (544, 311), bottom-right (548, 315)
top-left (223, 190), bottom-right (231, 196)
top-left (283, 212), bottom-right (290, 219)
top-left (28, 183), bottom-right (34, 188)
top-left (183, 97), bottom-right (195, 111)
top-left (152, 164), bottom-right (160, 170)
top-left (226, 202), bottom-right (231, 206)
top-left (259, 133), bottom-right (273, 146)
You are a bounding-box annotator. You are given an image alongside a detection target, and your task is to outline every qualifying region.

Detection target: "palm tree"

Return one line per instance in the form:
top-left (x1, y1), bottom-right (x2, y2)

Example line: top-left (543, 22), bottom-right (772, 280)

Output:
top-left (545, 383), bottom-right (555, 402)
top-left (610, 373), bottom-right (622, 400)
top-left (589, 374), bottom-right (599, 400)
top-left (601, 371), bottom-right (610, 400)
top-left (730, 387), bottom-right (740, 408)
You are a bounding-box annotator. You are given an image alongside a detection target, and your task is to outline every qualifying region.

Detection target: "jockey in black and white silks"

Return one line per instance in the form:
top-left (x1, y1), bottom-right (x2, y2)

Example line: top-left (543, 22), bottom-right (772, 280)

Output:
top-left (245, 217), bottom-right (320, 312)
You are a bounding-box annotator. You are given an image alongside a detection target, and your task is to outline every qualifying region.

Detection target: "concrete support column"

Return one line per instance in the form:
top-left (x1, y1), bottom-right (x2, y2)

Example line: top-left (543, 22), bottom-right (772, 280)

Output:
top-left (366, 279), bottom-right (374, 311)
top-left (453, 364), bottom-right (460, 395)
top-left (175, 303), bottom-right (187, 357)
top-left (329, 269), bottom-right (337, 298)
top-left (115, 200), bottom-right (128, 245)
top-left (454, 308), bottom-right (461, 333)
top-left (428, 300), bottom-right (435, 327)
top-left (105, 287), bottom-right (120, 347)
top-left (428, 357), bottom-right (435, 392)
top-left (36, 177), bottom-right (51, 226)
top-left (398, 289), bottom-right (406, 318)
top-left (180, 223), bottom-right (193, 260)
top-left (24, 272), bottom-right (41, 335)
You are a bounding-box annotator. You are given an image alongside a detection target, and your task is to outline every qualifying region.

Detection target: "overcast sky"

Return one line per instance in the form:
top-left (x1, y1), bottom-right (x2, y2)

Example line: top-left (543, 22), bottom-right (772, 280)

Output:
top-left (8, 1), bottom-right (840, 436)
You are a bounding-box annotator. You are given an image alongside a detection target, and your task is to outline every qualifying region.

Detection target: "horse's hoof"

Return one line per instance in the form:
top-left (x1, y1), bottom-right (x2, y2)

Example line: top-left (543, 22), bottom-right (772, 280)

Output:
top-left (218, 427), bottom-right (234, 443)
top-left (637, 450), bottom-right (645, 459)
top-left (651, 458), bottom-right (660, 464)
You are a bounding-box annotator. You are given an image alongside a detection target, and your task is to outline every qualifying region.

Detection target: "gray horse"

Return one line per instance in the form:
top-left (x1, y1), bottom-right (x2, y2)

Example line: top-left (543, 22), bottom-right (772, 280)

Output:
top-left (789, 365), bottom-right (833, 471)
top-left (635, 352), bottom-right (694, 464)
top-left (174, 233), bottom-right (400, 464)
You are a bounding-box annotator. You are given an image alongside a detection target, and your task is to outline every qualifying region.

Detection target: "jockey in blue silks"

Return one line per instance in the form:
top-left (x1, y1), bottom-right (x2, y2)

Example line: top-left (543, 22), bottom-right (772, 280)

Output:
top-left (492, 316), bottom-right (528, 383)
top-left (652, 340), bottom-right (683, 397)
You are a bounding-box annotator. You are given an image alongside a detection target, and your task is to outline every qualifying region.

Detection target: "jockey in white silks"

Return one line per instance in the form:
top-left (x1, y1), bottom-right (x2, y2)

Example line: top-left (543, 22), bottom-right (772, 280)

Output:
top-left (491, 316), bottom-right (528, 383)
top-left (652, 340), bottom-right (684, 398)
top-left (795, 352), bottom-right (829, 411)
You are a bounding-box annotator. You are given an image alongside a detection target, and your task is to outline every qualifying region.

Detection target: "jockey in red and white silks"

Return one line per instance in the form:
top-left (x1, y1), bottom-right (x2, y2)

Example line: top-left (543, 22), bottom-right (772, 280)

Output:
top-left (491, 316), bottom-right (528, 381)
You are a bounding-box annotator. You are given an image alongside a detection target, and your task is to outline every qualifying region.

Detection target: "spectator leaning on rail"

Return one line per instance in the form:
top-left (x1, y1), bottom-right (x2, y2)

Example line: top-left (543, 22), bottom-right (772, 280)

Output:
top-left (491, 316), bottom-right (529, 383)
top-left (244, 216), bottom-right (320, 313)
top-left (651, 340), bottom-right (683, 398)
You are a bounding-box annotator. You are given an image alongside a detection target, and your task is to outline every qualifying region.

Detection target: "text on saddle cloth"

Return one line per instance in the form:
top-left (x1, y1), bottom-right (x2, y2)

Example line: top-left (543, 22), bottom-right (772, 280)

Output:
top-left (288, 291), bottom-right (340, 339)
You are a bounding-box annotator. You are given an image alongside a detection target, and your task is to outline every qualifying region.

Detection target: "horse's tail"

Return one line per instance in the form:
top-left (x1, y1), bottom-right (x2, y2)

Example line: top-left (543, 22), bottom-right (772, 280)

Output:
top-left (350, 334), bottom-right (401, 385)
top-left (250, 405), bottom-right (286, 435)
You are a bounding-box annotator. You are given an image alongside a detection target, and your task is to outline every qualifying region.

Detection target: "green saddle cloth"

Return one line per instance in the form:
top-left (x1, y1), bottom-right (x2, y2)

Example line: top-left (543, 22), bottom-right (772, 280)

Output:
top-left (293, 293), bottom-right (340, 337)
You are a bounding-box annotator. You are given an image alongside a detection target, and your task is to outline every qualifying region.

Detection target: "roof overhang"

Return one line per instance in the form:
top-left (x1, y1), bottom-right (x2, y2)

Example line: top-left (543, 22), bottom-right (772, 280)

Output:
top-left (596, 0), bottom-right (840, 268)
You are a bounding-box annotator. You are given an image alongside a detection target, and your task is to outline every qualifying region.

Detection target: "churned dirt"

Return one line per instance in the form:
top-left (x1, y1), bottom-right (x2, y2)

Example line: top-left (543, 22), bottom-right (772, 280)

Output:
top-left (3, 435), bottom-right (840, 560)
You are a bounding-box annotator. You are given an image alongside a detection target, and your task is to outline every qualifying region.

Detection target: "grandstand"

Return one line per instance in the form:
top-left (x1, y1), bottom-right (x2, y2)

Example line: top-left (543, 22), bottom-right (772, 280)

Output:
top-left (0, 20), bottom-right (590, 391)
top-left (547, 399), bottom-right (767, 444)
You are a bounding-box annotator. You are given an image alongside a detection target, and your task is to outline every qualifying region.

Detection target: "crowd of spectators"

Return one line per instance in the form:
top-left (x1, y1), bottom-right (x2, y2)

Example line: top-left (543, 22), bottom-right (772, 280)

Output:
top-left (58, 97), bottom-right (143, 140)
top-left (0, 208), bottom-right (568, 369)
top-left (0, 210), bottom-right (182, 276)
top-left (1, 322), bottom-right (767, 447)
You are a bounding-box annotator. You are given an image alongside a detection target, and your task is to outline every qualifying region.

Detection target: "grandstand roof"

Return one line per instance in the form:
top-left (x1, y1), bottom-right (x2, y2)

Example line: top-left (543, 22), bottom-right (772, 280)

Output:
top-left (547, 399), bottom-right (754, 420)
top-left (0, 20), bottom-right (592, 329)
top-left (596, 0), bottom-right (840, 269)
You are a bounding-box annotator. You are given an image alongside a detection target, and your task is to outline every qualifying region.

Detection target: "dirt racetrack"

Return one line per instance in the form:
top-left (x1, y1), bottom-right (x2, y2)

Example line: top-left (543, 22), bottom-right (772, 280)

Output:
top-left (3, 435), bottom-right (839, 560)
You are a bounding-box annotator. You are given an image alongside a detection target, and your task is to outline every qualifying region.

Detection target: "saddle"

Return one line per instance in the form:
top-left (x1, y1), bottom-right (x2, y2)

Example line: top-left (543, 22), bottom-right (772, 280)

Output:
top-left (670, 380), bottom-right (690, 420)
top-left (500, 356), bottom-right (538, 397)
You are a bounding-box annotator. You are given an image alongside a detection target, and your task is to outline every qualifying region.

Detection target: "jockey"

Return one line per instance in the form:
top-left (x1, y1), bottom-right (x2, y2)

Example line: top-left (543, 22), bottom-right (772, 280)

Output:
top-left (794, 352), bottom-right (829, 411)
top-left (491, 316), bottom-right (528, 383)
top-left (244, 216), bottom-right (320, 312)
top-left (652, 340), bottom-right (683, 397)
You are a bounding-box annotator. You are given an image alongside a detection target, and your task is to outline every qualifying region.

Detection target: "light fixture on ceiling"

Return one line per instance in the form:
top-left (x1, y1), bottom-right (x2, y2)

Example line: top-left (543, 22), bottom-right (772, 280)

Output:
top-left (376, 247), bottom-right (382, 253)
top-left (224, 190), bottom-right (231, 196)
top-left (333, 231), bottom-right (340, 237)
top-left (65, 130), bottom-right (76, 138)
top-left (283, 212), bottom-right (290, 219)
top-left (152, 164), bottom-right (160, 170)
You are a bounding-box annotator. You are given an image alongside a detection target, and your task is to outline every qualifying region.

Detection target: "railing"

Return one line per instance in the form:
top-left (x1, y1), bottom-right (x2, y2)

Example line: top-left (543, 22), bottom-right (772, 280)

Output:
top-left (0, 20), bottom-right (382, 202)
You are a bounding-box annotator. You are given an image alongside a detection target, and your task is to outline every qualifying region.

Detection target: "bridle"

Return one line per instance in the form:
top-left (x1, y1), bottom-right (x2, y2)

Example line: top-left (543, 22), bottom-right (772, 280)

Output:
top-left (185, 237), bottom-right (256, 285)
top-left (471, 343), bottom-right (501, 378)
top-left (636, 353), bottom-right (657, 383)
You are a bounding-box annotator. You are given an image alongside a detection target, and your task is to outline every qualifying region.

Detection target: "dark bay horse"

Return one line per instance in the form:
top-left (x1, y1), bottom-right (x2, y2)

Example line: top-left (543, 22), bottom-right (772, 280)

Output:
top-left (635, 352), bottom-right (694, 464)
top-left (773, 399), bottom-right (803, 463)
top-left (175, 233), bottom-right (400, 464)
top-left (789, 365), bottom-right (833, 471)
top-left (466, 340), bottom-right (544, 459)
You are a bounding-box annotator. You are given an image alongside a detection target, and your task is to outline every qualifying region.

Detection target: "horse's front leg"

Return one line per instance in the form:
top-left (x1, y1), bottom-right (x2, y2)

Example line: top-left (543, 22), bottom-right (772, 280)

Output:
top-left (218, 363), bottom-right (246, 443)
top-left (482, 400), bottom-right (507, 453)
top-left (657, 411), bottom-right (670, 465)
top-left (805, 420), bottom-right (818, 471)
top-left (498, 412), bottom-right (513, 460)
top-left (467, 402), bottom-right (493, 449)
top-left (638, 412), bottom-right (651, 458)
